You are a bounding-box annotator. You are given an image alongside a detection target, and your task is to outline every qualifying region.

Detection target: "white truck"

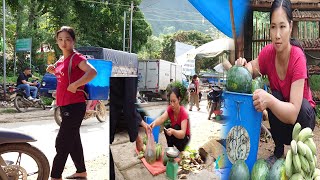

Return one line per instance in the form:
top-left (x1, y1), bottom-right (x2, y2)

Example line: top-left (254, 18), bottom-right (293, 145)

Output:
top-left (138, 59), bottom-right (183, 101)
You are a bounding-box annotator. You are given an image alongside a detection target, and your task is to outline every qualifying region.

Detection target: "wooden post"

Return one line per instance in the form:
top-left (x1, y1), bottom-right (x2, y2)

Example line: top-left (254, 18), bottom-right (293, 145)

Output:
top-left (244, 8), bottom-right (253, 61)
top-left (229, 0), bottom-right (237, 65)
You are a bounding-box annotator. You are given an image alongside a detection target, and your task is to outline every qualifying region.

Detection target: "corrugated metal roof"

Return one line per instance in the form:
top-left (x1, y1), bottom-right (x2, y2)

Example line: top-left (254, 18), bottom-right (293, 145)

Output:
top-left (293, 9), bottom-right (320, 20)
top-left (251, 0), bottom-right (320, 4)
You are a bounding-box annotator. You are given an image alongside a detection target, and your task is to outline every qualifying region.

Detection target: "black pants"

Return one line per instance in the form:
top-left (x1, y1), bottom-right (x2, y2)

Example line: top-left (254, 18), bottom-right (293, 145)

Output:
top-left (164, 124), bottom-right (190, 152)
top-left (268, 91), bottom-right (316, 158)
top-left (51, 102), bottom-right (86, 178)
top-left (109, 77), bottom-right (140, 180)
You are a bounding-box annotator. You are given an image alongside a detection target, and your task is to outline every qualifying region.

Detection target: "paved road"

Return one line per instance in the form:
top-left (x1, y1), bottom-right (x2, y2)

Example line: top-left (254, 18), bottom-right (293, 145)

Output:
top-left (0, 101), bottom-right (167, 179)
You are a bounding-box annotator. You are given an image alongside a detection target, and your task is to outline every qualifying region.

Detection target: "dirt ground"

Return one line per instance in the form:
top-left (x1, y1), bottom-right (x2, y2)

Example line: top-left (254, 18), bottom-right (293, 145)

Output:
top-left (257, 122), bottom-right (320, 168)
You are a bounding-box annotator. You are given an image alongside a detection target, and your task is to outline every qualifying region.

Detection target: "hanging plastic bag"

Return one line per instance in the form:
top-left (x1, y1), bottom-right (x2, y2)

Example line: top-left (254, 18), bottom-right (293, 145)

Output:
top-left (144, 129), bottom-right (156, 164)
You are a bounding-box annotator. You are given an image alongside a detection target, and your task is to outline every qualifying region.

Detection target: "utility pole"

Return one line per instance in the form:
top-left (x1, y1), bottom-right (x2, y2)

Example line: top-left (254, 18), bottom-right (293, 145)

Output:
top-left (123, 1), bottom-right (133, 52)
top-left (129, 1), bottom-right (133, 53)
top-left (3, 0), bottom-right (6, 101)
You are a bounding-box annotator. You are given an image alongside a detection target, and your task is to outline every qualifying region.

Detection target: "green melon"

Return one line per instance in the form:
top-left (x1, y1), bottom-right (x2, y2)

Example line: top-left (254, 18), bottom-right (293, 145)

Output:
top-left (229, 160), bottom-right (250, 180)
top-left (251, 76), bottom-right (264, 93)
top-left (268, 158), bottom-right (288, 180)
top-left (226, 65), bottom-right (252, 93)
top-left (251, 159), bottom-right (270, 180)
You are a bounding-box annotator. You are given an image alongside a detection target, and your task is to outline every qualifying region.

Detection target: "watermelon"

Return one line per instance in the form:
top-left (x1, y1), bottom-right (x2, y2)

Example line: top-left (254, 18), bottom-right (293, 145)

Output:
top-left (251, 159), bottom-right (270, 180)
top-left (268, 158), bottom-right (288, 180)
top-left (229, 160), bottom-right (250, 180)
top-left (251, 76), bottom-right (264, 93)
top-left (226, 65), bottom-right (252, 93)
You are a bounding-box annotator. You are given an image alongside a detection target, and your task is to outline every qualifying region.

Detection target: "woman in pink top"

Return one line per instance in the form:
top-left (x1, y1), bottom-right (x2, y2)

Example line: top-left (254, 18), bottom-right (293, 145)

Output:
top-left (236, 0), bottom-right (316, 165)
top-left (150, 87), bottom-right (190, 151)
top-left (46, 26), bottom-right (97, 180)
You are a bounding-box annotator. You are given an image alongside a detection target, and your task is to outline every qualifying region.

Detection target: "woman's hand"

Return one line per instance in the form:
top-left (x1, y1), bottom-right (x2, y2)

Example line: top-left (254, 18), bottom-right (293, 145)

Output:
top-left (165, 128), bottom-right (174, 136)
top-left (67, 83), bottom-right (78, 93)
top-left (235, 57), bottom-right (248, 66)
top-left (149, 121), bottom-right (156, 129)
top-left (141, 121), bottom-right (152, 134)
top-left (253, 89), bottom-right (270, 112)
top-left (46, 65), bottom-right (55, 74)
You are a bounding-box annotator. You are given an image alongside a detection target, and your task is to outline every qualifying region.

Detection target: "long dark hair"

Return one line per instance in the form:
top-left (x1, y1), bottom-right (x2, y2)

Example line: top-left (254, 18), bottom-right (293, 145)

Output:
top-left (271, 0), bottom-right (311, 81)
top-left (170, 87), bottom-right (182, 102)
top-left (56, 26), bottom-right (76, 41)
top-left (270, 0), bottom-right (303, 50)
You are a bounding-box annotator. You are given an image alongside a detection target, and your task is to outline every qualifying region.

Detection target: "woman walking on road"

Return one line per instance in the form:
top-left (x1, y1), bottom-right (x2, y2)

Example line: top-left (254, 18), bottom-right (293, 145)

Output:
top-left (46, 26), bottom-right (97, 180)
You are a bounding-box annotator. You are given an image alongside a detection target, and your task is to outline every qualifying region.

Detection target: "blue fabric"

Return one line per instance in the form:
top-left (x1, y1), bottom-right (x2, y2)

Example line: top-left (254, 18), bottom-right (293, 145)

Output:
top-left (188, 0), bottom-right (249, 38)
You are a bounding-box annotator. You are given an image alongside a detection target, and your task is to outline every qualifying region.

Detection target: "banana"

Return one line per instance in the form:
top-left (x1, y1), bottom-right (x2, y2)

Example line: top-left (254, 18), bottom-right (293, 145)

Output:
top-left (291, 140), bottom-right (298, 155)
top-left (299, 169), bottom-right (306, 179)
top-left (293, 153), bottom-right (302, 173)
top-left (289, 173), bottom-right (303, 180)
top-left (298, 127), bottom-right (313, 142)
top-left (305, 145), bottom-right (314, 162)
top-left (297, 141), bottom-right (306, 156)
top-left (312, 169), bottom-right (320, 180)
top-left (286, 149), bottom-right (293, 177)
top-left (299, 154), bottom-right (310, 173)
top-left (309, 159), bottom-right (315, 174)
top-left (314, 155), bottom-right (317, 165)
top-left (292, 123), bottom-right (301, 141)
top-left (304, 138), bottom-right (317, 156)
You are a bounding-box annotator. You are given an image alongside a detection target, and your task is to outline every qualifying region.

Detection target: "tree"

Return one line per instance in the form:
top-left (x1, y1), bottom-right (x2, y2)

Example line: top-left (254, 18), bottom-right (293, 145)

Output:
top-left (138, 35), bottom-right (162, 59)
top-left (161, 30), bottom-right (212, 62)
top-left (1, 0), bottom-right (152, 75)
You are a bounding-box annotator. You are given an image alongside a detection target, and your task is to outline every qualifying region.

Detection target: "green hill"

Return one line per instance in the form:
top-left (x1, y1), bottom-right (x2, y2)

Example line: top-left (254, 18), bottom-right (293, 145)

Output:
top-left (140, 0), bottom-right (220, 36)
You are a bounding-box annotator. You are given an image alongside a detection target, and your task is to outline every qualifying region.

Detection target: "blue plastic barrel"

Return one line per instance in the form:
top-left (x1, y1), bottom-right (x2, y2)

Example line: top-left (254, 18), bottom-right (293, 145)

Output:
top-left (145, 116), bottom-right (160, 143)
top-left (222, 91), bottom-right (262, 173)
top-left (85, 59), bottom-right (112, 100)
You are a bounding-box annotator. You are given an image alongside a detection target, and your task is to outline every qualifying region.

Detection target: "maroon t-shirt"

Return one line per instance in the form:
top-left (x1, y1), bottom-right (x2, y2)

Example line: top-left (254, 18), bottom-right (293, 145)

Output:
top-left (54, 52), bottom-right (86, 106)
top-left (167, 106), bottom-right (190, 136)
top-left (258, 44), bottom-right (315, 108)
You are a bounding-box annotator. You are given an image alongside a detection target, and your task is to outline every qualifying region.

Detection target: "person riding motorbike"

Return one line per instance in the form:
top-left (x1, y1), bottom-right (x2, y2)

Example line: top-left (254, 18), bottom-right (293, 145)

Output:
top-left (16, 67), bottom-right (40, 101)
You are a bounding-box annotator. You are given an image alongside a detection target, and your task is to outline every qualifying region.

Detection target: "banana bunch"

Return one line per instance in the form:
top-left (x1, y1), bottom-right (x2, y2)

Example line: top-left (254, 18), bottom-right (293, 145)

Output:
top-left (285, 123), bottom-right (319, 180)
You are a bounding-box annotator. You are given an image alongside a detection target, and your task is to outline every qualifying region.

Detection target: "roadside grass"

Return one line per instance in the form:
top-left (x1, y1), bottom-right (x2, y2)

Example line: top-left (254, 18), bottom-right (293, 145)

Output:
top-left (41, 97), bottom-right (53, 106)
top-left (0, 108), bottom-right (17, 114)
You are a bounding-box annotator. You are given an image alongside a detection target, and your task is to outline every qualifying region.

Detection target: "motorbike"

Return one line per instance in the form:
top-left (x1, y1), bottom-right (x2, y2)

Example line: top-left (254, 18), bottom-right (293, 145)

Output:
top-left (0, 128), bottom-right (50, 180)
top-left (11, 82), bottom-right (46, 113)
top-left (51, 91), bottom-right (107, 126)
top-left (207, 85), bottom-right (223, 120)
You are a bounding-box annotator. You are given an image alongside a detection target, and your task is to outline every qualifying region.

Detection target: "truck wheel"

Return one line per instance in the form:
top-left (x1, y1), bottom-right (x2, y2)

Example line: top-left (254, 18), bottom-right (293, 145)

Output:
top-left (147, 96), bottom-right (152, 102)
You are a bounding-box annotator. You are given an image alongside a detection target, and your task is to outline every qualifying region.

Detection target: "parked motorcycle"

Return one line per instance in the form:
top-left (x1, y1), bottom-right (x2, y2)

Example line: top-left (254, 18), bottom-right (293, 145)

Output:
top-left (11, 80), bottom-right (46, 112)
top-left (0, 128), bottom-right (50, 180)
top-left (51, 91), bottom-right (107, 126)
top-left (207, 85), bottom-right (223, 120)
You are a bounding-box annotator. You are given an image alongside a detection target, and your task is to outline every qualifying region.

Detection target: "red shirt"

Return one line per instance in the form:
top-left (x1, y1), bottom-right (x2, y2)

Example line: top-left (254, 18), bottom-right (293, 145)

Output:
top-left (167, 106), bottom-right (190, 136)
top-left (55, 52), bottom-right (87, 106)
top-left (258, 44), bottom-right (315, 108)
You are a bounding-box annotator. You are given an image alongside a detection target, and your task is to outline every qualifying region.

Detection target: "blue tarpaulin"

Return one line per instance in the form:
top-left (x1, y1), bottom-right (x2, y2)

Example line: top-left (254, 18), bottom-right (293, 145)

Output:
top-left (188, 0), bottom-right (249, 38)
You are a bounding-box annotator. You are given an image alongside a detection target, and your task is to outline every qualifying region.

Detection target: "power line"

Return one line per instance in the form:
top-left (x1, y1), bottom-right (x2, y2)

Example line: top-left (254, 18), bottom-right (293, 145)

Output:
top-left (140, 0), bottom-right (161, 9)
top-left (145, 11), bottom-right (209, 23)
top-left (78, 0), bottom-right (136, 7)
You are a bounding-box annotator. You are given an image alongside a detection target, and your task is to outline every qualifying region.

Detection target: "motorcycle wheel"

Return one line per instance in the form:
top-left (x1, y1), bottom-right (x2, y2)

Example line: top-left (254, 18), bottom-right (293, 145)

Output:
top-left (14, 96), bottom-right (28, 113)
top-left (39, 100), bottom-right (46, 110)
top-left (0, 143), bottom-right (50, 180)
top-left (96, 101), bottom-right (107, 122)
top-left (54, 107), bottom-right (62, 126)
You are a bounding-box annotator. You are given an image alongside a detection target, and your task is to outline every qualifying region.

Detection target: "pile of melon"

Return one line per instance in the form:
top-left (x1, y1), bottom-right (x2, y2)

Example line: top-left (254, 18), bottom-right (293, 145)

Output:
top-left (229, 158), bottom-right (287, 180)
top-left (226, 65), bottom-right (265, 94)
